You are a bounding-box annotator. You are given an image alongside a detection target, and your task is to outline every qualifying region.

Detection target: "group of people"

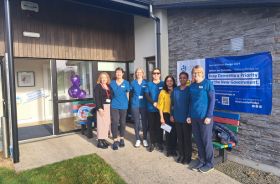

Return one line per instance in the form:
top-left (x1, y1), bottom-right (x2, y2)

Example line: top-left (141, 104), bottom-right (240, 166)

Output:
top-left (93, 65), bottom-right (215, 173)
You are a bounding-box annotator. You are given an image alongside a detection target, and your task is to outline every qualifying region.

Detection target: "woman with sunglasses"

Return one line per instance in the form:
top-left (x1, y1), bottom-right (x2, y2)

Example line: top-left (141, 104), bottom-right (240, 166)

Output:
top-left (144, 68), bottom-right (164, 152)
top-left (170, 72), bottom-right (192, 164)
top-left (130, 68), bottom-right (148, 147)
top-left (157, 75), bottom-right (177, 157)
top-left (187, 65), bottom-right (215, 173)
top-left (110, 67), bottom-right (130, 150)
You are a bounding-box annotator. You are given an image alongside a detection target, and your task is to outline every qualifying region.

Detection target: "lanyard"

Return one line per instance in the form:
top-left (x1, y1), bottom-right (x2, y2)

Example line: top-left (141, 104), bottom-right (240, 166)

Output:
top-left (101, 84), bottom-right (110, 99)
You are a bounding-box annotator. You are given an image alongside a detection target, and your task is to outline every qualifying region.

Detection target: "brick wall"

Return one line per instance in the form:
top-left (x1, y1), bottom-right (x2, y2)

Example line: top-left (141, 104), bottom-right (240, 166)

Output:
top-left (168, 7), bottom-right (280, 168)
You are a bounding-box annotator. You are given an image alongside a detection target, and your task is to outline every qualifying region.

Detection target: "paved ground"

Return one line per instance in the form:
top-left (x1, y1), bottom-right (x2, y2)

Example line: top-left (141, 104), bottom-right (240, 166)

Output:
top-left (15, 125), bottom-right (240, 184)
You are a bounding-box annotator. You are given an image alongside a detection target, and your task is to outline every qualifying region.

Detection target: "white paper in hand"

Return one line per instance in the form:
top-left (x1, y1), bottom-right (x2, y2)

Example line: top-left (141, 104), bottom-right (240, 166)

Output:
top-left (161, 124), bottom-right (172, 133)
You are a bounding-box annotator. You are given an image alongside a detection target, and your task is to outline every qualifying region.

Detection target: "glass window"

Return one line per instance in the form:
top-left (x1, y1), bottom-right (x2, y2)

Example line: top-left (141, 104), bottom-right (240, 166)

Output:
top-left (57, 60), bottom-right (93, 100)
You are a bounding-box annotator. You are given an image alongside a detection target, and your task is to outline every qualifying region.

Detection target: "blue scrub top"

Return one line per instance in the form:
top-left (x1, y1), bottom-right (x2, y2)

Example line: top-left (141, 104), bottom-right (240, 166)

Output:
top-left (145, 81), bottom-right (164, 112)
top-left (188, 79), bottom-right (215, 119)
top-left (171, 86), bottom-right (189, 123)
top-left (130, 79), bottom-right (147, 108)
top-left (110, 80), bottom-right (130, 110)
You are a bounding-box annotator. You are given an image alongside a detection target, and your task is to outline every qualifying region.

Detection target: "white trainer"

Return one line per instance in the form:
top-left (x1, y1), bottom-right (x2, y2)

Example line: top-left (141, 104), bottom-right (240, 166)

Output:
top-left (135, 140), bottom-right (141, 147)
top-left (143, 140), bottom-right (148, 147)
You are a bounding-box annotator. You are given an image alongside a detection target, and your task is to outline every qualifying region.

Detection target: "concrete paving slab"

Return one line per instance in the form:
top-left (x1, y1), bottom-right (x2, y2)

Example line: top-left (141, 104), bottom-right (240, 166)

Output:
top-left (15, 125), bottom-right (240, 184)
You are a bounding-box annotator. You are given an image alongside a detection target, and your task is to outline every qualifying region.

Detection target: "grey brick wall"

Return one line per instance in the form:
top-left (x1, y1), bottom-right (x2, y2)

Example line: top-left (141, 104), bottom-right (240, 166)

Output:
top-left (168, 7), bottom-right (280, 168)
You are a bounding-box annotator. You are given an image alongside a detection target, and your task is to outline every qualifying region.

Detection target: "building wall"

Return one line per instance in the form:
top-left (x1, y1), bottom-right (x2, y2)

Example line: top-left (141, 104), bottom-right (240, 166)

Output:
top-left (134, 9), bottom-right (169, 78)
top-left (0, 0), bottom-right (134, 61)
top-left (168, 7), bottom-right (280, 168)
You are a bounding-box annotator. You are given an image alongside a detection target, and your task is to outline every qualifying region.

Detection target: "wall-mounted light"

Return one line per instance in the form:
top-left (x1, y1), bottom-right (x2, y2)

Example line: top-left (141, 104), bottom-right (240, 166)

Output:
top-left (23, 31), bottom-right (40, 38)
top-left (21, 1), bottom-right (39, 12)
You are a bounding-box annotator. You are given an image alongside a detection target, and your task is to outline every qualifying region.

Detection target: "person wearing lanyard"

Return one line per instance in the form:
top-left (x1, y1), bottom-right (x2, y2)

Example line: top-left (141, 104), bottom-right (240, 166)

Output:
top-left (187, 65), bottom-right (215, 173)
top-left (157, 75), bottom-right (177, 157)
top-left (144, 68), bottom-right (164, 152)
top-left (110, 67), bottom-right (130, 150)
top-left (94, 72), bottom-right (112, 149)
top-left (170, 72), bottom-right (192, 164)
top-left (130, 68), bottom-right (148, 147)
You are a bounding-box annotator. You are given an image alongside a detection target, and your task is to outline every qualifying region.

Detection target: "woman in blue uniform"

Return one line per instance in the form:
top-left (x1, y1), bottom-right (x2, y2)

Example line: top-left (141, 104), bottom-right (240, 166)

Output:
top-left (170, 72), bottom-right (192, 164)
top-left (110, 67), bottom-right (130, 150)
top-left (130, 68), bottom-right (148, 147)
top-left (144, 68), bottom-right (164, 152)
top-left (187, 65), bottom-right (215, 173)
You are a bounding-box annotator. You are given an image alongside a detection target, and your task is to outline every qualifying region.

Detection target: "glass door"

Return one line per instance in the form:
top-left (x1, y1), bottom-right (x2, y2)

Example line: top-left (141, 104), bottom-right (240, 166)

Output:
top-left (56, 60), bottom-right (95, 133)
top-left (15, 58), bottom-right (53, 140)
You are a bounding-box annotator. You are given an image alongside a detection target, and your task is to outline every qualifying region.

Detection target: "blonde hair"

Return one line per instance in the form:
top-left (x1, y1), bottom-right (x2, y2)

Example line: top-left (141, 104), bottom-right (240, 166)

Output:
top-left (97, 72), bottom-right (111, 84)
top-left (134, 67), bottom-right (145, 79)
top-left (191, 65), bottom-right (205, 78)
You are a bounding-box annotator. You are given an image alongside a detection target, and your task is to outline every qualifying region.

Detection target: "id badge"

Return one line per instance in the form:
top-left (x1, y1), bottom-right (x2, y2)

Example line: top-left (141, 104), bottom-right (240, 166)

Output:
top-left (106, 99), bottom-right (111, 103)
top-left (139, 96), bottom-right (143, 99)
top-left (159, 87), bottom-right (163, 90)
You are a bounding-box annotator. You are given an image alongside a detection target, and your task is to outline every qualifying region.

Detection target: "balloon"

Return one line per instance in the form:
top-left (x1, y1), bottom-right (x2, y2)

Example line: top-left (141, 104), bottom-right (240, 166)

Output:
top-left (71, 75), bottom-right (80, 86)
top-left (77, 90), bottom-right (86, 99)
top-left (69, 85), bottom-right (81, 98)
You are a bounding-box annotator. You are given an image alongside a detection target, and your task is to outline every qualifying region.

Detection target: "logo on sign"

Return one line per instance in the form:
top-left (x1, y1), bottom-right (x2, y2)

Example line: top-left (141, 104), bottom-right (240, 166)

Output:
top-left (77, 106), bottom-right (92, 121)
top-left (180, 65), bottom-right (187, 72)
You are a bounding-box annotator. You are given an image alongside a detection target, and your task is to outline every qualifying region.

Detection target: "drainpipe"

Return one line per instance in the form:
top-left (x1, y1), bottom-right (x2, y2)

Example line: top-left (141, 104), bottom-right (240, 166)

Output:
top-left (149, 4), bottom-right (161, 70)
top-left (4, 0), bottom-right (20, 163)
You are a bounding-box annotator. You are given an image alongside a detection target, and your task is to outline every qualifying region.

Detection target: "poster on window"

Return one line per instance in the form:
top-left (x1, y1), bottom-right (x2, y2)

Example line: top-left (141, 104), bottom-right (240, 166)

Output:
top-left (177, 52), bottom-right (272, 115)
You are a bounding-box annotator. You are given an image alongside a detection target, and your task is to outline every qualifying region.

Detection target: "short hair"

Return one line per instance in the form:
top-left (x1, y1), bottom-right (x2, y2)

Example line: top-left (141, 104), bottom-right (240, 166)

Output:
top-left (179, 71), bottom-right (189, 79)
top-left (97, 72), bottom-right (111, 84)
top-left (191, 65), bottom-right (205, 78)
top-left (152, 68), bottom-right (161, 73)
top-left (134, 67), bottom-right (145, 79)
top-left (115, 67), bottom-right (124, 73)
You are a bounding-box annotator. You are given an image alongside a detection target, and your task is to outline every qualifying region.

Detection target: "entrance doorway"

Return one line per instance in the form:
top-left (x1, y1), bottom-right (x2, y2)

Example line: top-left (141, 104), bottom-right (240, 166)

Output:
top-left (15, 58), bottom-right (53, 140)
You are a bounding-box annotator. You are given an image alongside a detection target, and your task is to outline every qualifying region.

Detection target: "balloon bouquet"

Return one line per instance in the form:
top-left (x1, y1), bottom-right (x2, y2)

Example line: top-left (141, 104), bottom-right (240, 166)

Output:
top-left (68, 74), bottom-right (87, 99)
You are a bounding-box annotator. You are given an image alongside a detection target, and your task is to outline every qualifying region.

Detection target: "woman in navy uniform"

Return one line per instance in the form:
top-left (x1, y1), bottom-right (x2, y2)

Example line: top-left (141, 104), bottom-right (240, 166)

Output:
top-left (187, 65), bottom-right (215, 173)
top-left (145, 68), bottom-right (164, 152)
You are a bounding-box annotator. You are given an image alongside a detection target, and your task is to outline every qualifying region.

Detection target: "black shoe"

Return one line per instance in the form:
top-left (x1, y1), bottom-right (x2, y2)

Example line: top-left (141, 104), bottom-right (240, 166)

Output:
top-left (97, 140), bottom-right (107, 149)
top-left (112, 141), bottom-right (118, 150)
top-left (172, 151), bottom-right (177, 157)
top-left (102, 139), bottom-right (109, 147)
top-left (157, 144), bottom-right (164, 152)
top-left (166, 151), bottom-right (171, 157)
top-left (177, 156), bottom-right (183, 163)
top-left (148, 144), bottom-right (155, 152)
top-left (119, 139), bottom-right (125, 147)
top-left (185, 158), bottom-right (192, 164)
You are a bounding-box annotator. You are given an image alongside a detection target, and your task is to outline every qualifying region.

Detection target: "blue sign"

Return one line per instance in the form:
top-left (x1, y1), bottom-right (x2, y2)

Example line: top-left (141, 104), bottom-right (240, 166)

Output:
top-left (205, 52), bottom-right (272, 115)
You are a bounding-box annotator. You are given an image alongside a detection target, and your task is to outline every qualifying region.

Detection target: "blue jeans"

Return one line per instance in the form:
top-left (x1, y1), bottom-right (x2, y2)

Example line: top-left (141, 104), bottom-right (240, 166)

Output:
top-left (131, 107), bottom-right (148, 140)
top-left (192, 118), bottom-right (214, 168)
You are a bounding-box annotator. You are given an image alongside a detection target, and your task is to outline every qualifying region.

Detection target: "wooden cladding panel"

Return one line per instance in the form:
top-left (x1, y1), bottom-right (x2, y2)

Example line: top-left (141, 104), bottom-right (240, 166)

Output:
top-left (9, 0), bottom-right (134, 61)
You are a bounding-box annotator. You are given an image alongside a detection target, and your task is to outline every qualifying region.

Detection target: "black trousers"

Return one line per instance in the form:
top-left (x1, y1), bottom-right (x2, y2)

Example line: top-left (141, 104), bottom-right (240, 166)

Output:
top-left (111, 108), bottom-right (127, 139)
top-left (175, 122), bottom-right (192, 160)
top-left (164, 113), bottom-right (177, 152)
top-left (148, 112), bottom-right (163, 145)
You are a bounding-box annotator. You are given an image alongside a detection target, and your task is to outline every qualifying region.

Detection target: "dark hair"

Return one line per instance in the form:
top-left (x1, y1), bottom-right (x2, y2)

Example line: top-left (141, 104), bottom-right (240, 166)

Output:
top-left (163, 75), bottom-right (176, 92)
top-left (179, 71), bottom-right (189, 79)
top-left (115, 67), bottom-right (124, 73)
top-left (152, 68), bottom-right (161, 73)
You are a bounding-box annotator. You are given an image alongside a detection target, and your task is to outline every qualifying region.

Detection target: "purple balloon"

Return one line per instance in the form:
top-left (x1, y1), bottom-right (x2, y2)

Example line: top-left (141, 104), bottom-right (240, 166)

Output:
top-left (71, 75), bottom-right (80, 86)
top-left (68, 85), bottom-right (81, 98)
top-left (77, 90), bottom-right (86, 99)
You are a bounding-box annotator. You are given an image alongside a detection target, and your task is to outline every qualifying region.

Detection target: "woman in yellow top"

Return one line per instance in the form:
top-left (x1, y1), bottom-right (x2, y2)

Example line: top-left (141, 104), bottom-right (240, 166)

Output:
top-left (157, 75), bottom-right (177, 157)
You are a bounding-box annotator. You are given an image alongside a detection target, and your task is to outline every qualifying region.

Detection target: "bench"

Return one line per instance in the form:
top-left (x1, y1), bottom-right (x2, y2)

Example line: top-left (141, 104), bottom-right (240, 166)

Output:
top-left (212, 111), bottom-right (240, 164)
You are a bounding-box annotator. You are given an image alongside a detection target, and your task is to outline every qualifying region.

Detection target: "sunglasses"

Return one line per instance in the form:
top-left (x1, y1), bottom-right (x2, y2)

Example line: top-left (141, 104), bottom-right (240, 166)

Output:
top-left (152, 72), bottom-right (160, 75)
